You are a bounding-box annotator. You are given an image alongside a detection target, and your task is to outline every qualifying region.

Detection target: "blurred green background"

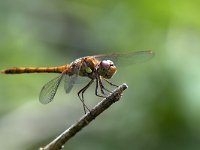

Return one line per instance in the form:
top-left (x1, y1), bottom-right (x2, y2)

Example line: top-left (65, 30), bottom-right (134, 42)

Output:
top-left (1, 0), bottom-right (200, 150)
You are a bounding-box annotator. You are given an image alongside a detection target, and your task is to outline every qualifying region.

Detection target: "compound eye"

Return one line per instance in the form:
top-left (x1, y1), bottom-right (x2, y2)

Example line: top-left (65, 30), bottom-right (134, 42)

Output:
top-left (100, 60), bottom-right (113, 69)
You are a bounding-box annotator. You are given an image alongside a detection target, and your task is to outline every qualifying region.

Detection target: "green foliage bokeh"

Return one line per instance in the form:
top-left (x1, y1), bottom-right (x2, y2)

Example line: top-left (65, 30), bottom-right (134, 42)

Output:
top-left (0, 0), bottom-right (200, 150)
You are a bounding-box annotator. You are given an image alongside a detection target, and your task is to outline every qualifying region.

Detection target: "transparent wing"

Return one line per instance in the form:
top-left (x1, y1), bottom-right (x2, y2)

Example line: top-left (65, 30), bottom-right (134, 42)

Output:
top-left (39, 73), bottom-right (65, 104)
top-left (64, 74), bottom-right (78, 93)
top-left (64, 62), bottom-right (81, 93)
top-left (94, 50), bottom-right (154, 67)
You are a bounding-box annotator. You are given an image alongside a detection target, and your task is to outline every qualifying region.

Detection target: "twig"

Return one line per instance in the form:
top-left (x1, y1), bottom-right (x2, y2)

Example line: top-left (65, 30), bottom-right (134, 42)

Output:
top-left (40, 83), bottom-right (128, 150)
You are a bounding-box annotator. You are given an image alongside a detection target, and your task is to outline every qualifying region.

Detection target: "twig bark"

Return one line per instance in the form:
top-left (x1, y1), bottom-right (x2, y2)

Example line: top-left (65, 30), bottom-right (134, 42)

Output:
top-left (40, 83), bottom-right (128, 150)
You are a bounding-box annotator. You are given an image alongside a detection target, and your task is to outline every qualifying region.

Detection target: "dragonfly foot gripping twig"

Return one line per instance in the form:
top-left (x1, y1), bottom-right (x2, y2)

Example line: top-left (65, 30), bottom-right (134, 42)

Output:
top-left (40, 83), bottom-right (128, 150)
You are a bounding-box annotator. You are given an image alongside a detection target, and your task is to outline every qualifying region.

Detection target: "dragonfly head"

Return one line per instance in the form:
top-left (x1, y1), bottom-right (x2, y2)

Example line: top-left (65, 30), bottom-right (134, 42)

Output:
top-left (98, 60), bottom-right (117, 79)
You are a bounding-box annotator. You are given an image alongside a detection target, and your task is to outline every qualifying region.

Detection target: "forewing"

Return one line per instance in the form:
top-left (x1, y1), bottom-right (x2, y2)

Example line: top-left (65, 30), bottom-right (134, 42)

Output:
top-left (94, 50), bottom-right (154, 67)
top-left (39, 73), bottom-right (64, 104)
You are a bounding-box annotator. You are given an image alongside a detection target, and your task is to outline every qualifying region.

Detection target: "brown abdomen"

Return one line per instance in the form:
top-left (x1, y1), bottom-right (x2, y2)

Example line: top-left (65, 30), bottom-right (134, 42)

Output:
top-left (1, 65), bottom-right (69, 74)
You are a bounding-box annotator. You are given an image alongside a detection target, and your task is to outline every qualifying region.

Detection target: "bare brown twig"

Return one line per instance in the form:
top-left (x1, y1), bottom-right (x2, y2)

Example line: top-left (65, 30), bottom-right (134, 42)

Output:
top-left (40, 83), bottom-right (128, 150)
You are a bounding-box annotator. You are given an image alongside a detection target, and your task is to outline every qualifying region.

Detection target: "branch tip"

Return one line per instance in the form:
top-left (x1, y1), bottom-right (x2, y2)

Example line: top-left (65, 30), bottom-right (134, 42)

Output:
top-left (40, 83), bottom-right (128, 150)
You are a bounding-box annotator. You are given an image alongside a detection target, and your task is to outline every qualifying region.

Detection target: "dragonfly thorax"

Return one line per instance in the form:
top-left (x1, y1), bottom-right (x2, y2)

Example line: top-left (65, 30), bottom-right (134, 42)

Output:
top-left (97, 60), bottom-right (117, 79)
top-left (70, 57), bottom-right (97, 78)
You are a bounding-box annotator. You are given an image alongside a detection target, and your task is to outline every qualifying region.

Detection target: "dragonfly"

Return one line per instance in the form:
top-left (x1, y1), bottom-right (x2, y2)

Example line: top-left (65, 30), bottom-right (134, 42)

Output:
top-left (1, 50), bottom-right (154, 113)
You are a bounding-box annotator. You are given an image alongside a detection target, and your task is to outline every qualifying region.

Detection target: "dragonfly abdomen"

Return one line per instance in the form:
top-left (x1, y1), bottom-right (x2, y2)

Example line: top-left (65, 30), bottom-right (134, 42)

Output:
top-left (1, 65), bottom-right (69, 74)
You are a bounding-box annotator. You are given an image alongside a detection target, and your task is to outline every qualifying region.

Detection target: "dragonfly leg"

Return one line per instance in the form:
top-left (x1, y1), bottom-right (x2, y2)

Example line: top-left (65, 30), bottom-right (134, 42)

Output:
top-left (103, 78), bottom-right (119, 87)
top-left (98, 79), bottom-right (105, 95)
top-left (96, 75), bottom-right (108, 95)
top-left (95, 78), bottom-right (106, 98)
top-left (99, 78), bottom-right (112, 94)
top-left (95, 75), bottom-right (112, 97)
top-left (97, 76), bottom-right (113, 94)
top-left (78, 79), bottom-right (94, 114)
